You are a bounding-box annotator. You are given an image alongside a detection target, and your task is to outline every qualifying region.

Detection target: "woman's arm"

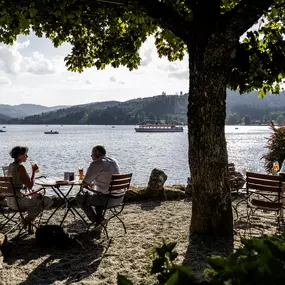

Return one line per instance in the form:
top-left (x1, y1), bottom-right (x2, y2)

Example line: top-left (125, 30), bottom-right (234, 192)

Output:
top-left (18, 165), bottom-right (35, 190)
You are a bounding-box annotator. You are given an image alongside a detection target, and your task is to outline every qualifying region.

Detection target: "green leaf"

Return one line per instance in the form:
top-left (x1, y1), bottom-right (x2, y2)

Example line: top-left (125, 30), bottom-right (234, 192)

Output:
top-left (151, 257), bottom-right (165, 274)
top-left (169, 251), bottom-right (178, 262)
top-left (117, 274), bottom-right (133, 285)
top-left (166, 242), bottom-right (177, 253)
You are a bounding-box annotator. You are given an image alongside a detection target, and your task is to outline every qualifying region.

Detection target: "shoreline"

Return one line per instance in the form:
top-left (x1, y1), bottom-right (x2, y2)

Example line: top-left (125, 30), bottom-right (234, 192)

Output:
top-left (0, 123), bottom-right (272, 126)
top-left (0, 186), bottom-right (189, 209)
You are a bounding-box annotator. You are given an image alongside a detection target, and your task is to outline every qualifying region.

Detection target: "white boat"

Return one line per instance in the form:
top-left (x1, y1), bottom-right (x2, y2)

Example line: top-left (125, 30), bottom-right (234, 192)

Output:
top-left (135, 121), bottom-right (183, 132)
top-left (44, 130), bottom-right (59, 134)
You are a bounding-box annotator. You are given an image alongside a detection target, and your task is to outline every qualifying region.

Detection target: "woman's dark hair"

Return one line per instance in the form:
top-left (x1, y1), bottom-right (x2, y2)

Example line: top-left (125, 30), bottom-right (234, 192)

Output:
top-left (10, 146), bottom-right (28, 159)
top-left (94, 145), bottom-right (106, 156)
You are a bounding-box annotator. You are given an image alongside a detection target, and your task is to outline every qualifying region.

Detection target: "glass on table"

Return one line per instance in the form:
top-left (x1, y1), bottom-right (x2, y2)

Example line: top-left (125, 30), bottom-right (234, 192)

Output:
top-left (273, 161), bottom-right (280, 171)
top-left (78, 167), bottom-right (84, 180)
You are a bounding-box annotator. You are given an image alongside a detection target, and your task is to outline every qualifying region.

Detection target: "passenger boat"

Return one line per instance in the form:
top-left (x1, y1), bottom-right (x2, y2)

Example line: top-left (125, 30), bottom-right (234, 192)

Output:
top-left (44, 130), bottom-right (59, 134)
top-left (135, 121), bottom-right (183, 132)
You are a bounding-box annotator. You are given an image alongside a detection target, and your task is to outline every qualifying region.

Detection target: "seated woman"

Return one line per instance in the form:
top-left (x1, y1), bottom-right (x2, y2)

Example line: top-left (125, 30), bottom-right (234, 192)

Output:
top-left (7, 146), bottom-right (53, 234)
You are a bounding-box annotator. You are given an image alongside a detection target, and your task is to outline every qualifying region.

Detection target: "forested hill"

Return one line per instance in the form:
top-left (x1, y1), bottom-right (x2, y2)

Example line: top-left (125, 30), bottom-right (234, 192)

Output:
top-left (8, 95), bottom-right (188, 125)
top-left (4, 90), bottom-right (285, 125)
top-left (226, 90), bottom-right (285, 124)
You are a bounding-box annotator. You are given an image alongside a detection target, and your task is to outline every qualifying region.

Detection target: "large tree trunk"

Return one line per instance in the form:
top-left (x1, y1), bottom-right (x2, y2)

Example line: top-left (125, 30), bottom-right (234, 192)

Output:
top-left (188, 44), bottom-right (233, 237)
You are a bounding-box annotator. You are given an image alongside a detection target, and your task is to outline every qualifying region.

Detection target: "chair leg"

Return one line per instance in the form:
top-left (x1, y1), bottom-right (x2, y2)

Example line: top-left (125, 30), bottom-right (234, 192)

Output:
top-left (115, 214), bottom-right (127, 234)
top-left (102, 223), bottom-right (109, 240)
top-left (0, 212), bottom-right (19, 230)
top-left (277, 214), bottom-right (281, 234)
top-left (244, 208), bottom-right (252, 238)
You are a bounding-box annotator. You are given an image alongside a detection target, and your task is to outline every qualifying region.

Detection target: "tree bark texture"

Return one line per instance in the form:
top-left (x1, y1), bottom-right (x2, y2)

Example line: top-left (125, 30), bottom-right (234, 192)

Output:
top-left (188, 42), bottom-right (233, 237)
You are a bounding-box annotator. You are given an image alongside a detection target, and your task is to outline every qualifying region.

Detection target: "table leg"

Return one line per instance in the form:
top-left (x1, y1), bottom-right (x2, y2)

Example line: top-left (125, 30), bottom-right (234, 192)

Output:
top-left (46, 186), bottom-right (66, 224)
top-left (59, 191), bottom-right (89, 226)
top-left (45, 184), bottom-right (89, 227)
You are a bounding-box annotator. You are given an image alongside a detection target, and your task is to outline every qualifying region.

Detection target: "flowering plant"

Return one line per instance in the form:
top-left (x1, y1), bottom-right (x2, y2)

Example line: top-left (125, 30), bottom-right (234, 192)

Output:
top-left (262, 123), bottom-right (285, 173)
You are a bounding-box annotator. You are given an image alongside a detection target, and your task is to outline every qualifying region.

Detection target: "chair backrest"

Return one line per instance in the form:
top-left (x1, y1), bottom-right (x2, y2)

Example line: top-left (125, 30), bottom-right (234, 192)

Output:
top-left (2, 166), bottom-right (9, 177)
top-left (0, 176), bottom-right (14, 194)
top-left (228, 163), bottom-right (236, 178)
top-left (109, 173), bottom-right (132, 193)
top-left (246, 172), bottom-right (283, 193)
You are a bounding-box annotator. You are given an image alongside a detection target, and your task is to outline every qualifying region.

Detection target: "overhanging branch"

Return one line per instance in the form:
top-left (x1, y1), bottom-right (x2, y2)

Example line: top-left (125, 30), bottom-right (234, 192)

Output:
top-left (137, 0), bottom-right (191, 41)
top-left (220, 0), bottom-right (275, 38)
top-left (92, 0), bottom-right (191, 41)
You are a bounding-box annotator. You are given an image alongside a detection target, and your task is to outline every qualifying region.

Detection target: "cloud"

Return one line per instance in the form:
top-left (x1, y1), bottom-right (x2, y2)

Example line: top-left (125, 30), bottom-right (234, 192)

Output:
top-left (0, 40), bottom-right (56, 75)
top-left (168, 71), bottom-right (189, 80)
top-left (109, 77), bottom-right (125, 85)
top-left (141, 48), bottom-right (153, 67)
top-left (61, 77), bottom-right (92, 85)
top-left (158, 63), bottom-right (182, 72)
top-left (64, 77), bottom-right (79, 83)
top-left (109, 76), bottom-right (117, 83)
top-left (0, 75), bottom-right (12, 85)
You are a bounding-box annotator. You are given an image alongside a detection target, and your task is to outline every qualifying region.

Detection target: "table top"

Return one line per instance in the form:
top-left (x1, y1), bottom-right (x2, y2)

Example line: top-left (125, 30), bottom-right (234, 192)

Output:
top-left (35, 177), bottom-right (82, 187)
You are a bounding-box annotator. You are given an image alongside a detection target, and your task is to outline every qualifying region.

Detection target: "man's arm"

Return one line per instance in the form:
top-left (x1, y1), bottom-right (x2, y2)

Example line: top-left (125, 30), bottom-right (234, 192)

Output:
top-left (82, 162), bottom-right (99, 190)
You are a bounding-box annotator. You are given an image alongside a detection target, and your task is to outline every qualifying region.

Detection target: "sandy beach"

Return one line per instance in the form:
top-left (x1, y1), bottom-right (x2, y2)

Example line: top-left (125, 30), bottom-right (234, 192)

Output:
top-left (0, 199), bottom-right (280, 285)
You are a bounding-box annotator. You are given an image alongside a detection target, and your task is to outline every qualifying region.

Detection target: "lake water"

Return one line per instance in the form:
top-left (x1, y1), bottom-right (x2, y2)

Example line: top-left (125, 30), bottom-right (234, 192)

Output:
top-left (0, 125), bottom-right (271, 187)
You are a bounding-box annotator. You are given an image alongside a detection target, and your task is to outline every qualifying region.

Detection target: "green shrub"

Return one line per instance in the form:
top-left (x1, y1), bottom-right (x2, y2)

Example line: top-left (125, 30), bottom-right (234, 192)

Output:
top-left (262, 124), bottom-right (285, 173)
top-left (118, 234), bottom-right (285, 284)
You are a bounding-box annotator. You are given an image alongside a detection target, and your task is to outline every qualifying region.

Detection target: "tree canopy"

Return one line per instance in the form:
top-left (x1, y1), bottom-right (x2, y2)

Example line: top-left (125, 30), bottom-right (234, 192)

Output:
top-left (0, 0), bottom-right (284, 95)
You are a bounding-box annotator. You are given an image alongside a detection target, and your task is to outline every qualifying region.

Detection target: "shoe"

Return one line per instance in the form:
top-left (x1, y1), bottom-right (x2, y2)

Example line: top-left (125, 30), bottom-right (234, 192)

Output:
top-left (90, 219), bottom-right (107, 232)
top-left (20, 218), bottom-right (28, 229)
top-left (95, 218), bottom-right (107, 228)
top-left (27, 223), bottom-right (34, 235)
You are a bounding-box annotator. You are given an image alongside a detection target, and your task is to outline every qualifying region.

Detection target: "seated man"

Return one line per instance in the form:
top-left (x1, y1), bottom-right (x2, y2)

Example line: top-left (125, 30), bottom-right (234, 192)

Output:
top-left (76, 145), bottom-right (124, 225)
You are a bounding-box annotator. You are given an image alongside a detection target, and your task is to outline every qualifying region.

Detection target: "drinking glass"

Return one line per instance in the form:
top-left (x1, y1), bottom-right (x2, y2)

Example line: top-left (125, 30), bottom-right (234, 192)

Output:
top-left (30, 160), bottom-right (40, 173)
top-left (78, 167), bottom-right (84, 180)
top-left (273, 161), bottom-right (280, 171)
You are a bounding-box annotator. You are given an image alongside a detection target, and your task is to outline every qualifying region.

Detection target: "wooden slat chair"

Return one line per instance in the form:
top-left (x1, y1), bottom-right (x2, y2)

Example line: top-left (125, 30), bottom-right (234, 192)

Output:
top-left (2, 166), bottom-right (9, 177)
top-left (0, 176), bottom-right (46, 235)
top-left (87, 173), bottom-right (132, 239)
top-left (0, 177), bottom-right (25, 234)
top-left (228, 163), bottom-right (242, 194)
top-left (245, 172), bottom-right (283, 233)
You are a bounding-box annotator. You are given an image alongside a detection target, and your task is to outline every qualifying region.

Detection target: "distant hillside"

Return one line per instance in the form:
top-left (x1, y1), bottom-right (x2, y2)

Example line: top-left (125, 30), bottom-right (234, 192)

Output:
top-left (226, 90), bottom-right (285, 124)
top-left (6, 90), bottom-right (285, 125)
top-left (227, 90), bottom-right (285, 110)
top-left (0, 113), bottom-right (11, 123)
top-left (9, 96), bottom-right (187, 125)
top-left (0, 104), bottom-right (69, 119)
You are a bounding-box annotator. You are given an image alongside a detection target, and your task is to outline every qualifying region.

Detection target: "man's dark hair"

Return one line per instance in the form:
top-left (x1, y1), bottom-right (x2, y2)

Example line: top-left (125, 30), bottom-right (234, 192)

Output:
top-left (10, 146), bottom-right (28, 159)
top-left (94, 145), bottom-right (106, 156)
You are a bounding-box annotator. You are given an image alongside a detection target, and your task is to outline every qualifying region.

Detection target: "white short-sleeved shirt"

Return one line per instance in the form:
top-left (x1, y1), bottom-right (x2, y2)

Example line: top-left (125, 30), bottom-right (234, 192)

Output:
top-left (83, 156), bottom-right (120, 195)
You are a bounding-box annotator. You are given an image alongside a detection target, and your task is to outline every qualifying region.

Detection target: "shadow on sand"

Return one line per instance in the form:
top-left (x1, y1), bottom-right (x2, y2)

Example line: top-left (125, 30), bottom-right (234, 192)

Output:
top-left (4, 232), bottom-right (106, 285)
top-left (182, 231), bottom-right (234, 278)
top-left (140, 201), bottom-right (162, 211)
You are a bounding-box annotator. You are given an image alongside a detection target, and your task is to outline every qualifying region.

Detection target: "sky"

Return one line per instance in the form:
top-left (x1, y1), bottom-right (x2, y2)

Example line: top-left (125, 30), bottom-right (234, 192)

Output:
top-left (0, 33), bottom-right (189, 107)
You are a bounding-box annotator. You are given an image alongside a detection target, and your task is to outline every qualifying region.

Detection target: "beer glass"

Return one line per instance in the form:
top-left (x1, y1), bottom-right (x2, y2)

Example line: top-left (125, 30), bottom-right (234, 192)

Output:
top-left (78, 167), bottom-right (84, 180)
top-left (273, 161), bottom-right (280, 171)
top-left (30, 160), bottom-right (40, 173)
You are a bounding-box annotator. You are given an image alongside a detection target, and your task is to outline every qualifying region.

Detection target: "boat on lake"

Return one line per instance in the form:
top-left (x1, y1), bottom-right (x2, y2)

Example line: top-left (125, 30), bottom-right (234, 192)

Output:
top-left (0, 129), bottom-right (6, 133)
top-left (135, 121), bottom-right (184, 133)
top-left (44, 130), bottom-right (59, 134)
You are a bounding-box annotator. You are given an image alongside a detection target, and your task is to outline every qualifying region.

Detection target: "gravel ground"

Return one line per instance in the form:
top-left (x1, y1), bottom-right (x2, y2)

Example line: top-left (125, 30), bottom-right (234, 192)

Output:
top-left (0, 199), bottom-right (281, 285)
